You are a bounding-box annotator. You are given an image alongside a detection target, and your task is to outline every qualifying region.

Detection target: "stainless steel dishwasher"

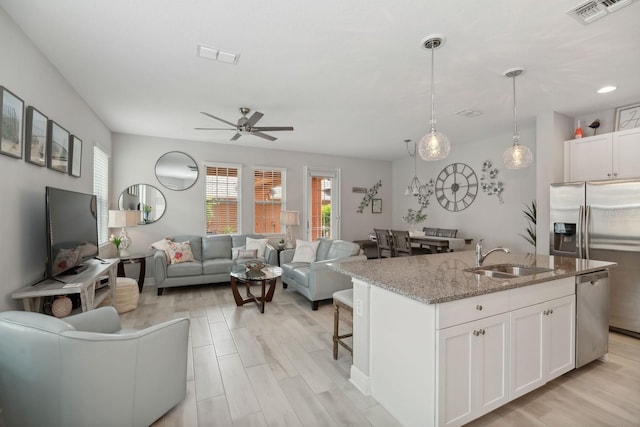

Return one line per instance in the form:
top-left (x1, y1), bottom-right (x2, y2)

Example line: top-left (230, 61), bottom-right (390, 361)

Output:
top-left (576, 270), bottom-right (610, 368)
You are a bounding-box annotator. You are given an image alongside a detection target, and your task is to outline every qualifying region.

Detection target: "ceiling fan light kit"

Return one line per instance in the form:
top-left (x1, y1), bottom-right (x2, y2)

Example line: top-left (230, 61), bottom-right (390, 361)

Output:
top-left (196, 107), bottom-right (293, 141)
top-left (418, 34), bottom-right (450, 161)
top-left (503, 67), bottom-right (533, 169)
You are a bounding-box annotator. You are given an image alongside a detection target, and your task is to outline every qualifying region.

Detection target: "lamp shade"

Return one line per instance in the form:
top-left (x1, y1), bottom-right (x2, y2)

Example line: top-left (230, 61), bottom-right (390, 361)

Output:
top-left (280, 210), bottom-right (300, 226)
top-left (108, 210), bottom-right (140, 228)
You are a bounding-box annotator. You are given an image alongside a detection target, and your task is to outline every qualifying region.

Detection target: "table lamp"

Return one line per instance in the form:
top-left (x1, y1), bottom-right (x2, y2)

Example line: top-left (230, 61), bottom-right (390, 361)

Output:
top-left (280, 210), bottom-right (300, 249)
top-left (108, 210), bottom-right (139, 256)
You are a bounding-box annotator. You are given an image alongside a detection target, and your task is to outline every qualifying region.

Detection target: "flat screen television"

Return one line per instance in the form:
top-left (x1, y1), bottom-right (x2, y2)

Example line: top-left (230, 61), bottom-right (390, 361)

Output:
top-left (45, 187), bottom-right (99, 278)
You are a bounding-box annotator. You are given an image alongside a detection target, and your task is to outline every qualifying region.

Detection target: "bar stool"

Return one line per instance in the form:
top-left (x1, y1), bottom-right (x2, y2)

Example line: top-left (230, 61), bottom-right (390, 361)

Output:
top-left (333, 289), bottom-right (353, 360)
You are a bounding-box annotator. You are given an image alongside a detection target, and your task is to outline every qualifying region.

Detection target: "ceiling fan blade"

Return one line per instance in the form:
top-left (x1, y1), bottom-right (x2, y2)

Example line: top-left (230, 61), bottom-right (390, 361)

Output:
top-left (194, 127), bottom-right (236, 130)
top-left (200, 112), bottom-right (238, 128)
top-left (251, 131), bottom-right (277, 141)
top-left (252, 126), bottom-right (294, 131)
top-left (243, 111), bottom-right (264, 128)
top-left (230, 132), bottom-right (242, 141)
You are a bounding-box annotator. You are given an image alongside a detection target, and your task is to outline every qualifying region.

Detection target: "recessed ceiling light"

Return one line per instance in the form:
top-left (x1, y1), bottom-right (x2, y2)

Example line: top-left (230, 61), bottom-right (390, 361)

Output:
top-left (597, 86), bottom-right (616, 94)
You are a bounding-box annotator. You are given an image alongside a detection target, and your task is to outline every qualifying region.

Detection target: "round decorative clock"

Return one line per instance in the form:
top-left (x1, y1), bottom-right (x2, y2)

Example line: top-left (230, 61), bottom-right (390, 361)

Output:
top-left (434, 163), bottom-right (478, 212)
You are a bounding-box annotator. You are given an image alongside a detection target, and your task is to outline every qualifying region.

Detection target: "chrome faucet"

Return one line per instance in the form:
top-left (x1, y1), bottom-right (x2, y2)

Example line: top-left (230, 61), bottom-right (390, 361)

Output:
top-left (475, 239), bottom-right (511, 266)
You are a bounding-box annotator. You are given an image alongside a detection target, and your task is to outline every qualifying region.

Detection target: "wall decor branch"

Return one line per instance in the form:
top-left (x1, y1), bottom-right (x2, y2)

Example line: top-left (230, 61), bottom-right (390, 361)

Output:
top-left (480, 160), bottom-right (504, 204)
top-left (414, 178), bottom-right (435, 209)
top-left (357, 180), bottom-right (382, 213)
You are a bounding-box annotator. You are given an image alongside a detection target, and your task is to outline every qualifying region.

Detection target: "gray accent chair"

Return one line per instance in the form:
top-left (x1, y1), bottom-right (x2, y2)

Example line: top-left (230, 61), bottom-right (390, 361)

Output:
top-left (153, 234), bottom-right (277, 295)
top-left (280, 238), bottom-right (366, 310)
top-left (0, 307), bottom-right (190, 427)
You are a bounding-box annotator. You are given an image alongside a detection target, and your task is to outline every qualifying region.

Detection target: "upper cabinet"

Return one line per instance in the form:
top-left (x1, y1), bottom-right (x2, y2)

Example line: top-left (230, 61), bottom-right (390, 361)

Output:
top-left (565, 128), bottom-right (640, 182)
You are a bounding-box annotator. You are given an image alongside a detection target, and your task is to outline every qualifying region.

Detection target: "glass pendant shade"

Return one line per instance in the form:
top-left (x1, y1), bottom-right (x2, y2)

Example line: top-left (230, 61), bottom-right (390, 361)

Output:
top-left (419, 126), bottom-right (451, 161)
top-left (503, 139), bottom-right (533, 169)
top-left (503, 67), bottom-right (533, 169)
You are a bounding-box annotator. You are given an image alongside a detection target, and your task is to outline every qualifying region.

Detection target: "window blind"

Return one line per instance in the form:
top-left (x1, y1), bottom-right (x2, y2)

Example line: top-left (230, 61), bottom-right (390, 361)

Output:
top-left (206, 166), bottom-right (239, 234)
top-left (253, 168), bottom-right (284, 234)
top-left (93, 146), bottom-right (109, 244)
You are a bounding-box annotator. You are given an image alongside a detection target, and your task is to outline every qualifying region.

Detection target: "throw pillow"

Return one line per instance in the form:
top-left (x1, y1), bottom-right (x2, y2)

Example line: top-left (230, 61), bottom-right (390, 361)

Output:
top-left (238, 249), bottom-right (258, 259)
top-left (292, 239), bottom-right (320, 263)
top-left (245, 237), bottom-right (269, 258)
top-left (149, 237), bottom-right (174, 261)
top-left (166, 241), bottom-right (195, 264)
top-left (231, 245), bottom-right (246, 260)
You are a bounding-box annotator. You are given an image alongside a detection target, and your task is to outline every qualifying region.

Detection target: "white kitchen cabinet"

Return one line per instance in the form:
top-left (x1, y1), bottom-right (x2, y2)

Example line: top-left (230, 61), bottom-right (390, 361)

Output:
top-left (565, 128), bottom-right (640, 181)
top-left (510, 294), bottom-right (575, 400)
top-left (612, 128), bottom-right (640, 180)
top-left (436, 313), bottom-right (510, 427)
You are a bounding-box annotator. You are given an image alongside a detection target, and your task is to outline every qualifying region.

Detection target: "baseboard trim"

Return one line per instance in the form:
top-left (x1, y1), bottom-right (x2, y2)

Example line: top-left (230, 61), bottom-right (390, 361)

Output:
top-left (349, 365), bottom-right (371, 396)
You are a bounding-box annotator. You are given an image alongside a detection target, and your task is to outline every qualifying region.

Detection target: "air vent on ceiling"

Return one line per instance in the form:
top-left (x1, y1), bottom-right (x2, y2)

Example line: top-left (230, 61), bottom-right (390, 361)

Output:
top-left (455, 108), bottom-right (482, 118)
top-left (567, 0), bottom-right (634, 24)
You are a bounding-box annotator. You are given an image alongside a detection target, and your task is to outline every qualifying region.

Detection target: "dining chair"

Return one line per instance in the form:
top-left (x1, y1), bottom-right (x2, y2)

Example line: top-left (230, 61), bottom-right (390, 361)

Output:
top-left (373, 228), bottom-right (394, 258)
top-left (390, 229), bottom-right (412, 257)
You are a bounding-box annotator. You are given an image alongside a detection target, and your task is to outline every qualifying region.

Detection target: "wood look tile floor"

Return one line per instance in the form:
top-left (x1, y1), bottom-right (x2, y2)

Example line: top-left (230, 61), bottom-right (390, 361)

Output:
top-left (122, 282), bottom-right (640, 427)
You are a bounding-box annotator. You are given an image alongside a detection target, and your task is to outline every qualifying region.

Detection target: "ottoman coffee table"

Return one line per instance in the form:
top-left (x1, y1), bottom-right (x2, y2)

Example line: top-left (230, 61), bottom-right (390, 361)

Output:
top-left (230, 265), bottom-right (282, 313)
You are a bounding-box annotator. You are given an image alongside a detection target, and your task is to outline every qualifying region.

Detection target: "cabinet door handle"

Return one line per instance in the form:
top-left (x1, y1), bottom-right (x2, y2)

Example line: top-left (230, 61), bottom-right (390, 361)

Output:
top-left (549, 309), bottom-right (553, 315)
top-left (614, 173), bottom-right (618, 177)
top-left (476, 305), bottom-right (483, 311)
top-left (480, 329), bottom-right (486, 335)
top-left (473, 330), bottom-right (480, 336)
top-left (607, 173), bottom-right (612, 177)
top-left (543, 310), bottom-right (549, 315)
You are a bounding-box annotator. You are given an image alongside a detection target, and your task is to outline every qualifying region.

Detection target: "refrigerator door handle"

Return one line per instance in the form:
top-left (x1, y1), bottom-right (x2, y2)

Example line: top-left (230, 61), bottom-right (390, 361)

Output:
top-left (585, 205), bottom-right (591, 260)
top-left (578, 205), bottom-right (584, 259)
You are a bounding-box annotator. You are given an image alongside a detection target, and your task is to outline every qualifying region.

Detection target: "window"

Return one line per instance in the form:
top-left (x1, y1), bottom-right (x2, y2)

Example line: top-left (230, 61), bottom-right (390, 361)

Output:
top-left (93, 146), bottom-right (109, 244)
top-left (253, 168), bottom-right (285, 234)
top-left (206, 164), bottom-right (240, 234)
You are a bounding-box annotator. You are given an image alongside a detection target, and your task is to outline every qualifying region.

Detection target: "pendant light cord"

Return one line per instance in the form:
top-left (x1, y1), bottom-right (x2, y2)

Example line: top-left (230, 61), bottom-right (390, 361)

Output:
top-left (512, 74), bottom-right (519, 143)
top-left (430, 44), bottom-right (436, 128)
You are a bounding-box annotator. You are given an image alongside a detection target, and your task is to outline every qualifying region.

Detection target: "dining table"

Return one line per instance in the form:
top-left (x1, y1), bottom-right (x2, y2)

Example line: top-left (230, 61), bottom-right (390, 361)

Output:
top-left (409, 234), bottom-right (473, 253)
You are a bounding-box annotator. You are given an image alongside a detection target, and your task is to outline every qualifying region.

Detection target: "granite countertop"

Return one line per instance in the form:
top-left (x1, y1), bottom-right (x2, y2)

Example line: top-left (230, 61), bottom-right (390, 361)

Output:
top-left (329, 250), bottom-right (616, 304)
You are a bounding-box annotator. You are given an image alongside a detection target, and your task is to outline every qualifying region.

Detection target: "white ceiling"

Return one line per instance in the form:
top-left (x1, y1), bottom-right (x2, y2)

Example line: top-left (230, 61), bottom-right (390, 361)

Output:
top-left (2, 0), bottom-right (640, 160)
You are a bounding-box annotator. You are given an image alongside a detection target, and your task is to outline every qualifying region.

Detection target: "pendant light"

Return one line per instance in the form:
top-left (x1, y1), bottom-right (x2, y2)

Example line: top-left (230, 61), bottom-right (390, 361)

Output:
top-left (404, 139), bottom-right (427, 196)
top-left (418, 35), bottom-right (450, 161)
top-left (503, 68), bottom-right (533, 169)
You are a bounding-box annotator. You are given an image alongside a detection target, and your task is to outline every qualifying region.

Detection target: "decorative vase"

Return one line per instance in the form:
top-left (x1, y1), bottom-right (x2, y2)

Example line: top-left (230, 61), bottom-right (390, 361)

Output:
top-left (51, 295), bottom-right (72, 318)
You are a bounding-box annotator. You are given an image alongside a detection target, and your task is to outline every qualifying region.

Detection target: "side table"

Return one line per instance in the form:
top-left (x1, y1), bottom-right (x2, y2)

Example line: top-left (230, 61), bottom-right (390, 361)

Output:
top-left (230, 266), bottom-right (282, 313)
top-left (117, 254), bottom-right (148, 293)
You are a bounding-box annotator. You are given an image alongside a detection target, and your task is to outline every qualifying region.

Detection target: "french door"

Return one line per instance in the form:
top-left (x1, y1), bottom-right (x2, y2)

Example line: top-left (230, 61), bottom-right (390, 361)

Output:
top-left (304, 167), bottom-right (341, 241)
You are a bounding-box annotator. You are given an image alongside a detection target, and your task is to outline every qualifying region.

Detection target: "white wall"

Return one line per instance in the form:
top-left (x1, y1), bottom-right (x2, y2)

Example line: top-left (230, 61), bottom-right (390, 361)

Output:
top-left (111, 133), bottom-right (392, 259)
top-left (392, 127), bottom-right (537, 254)
top-left (0, 9), bottom-right (112, 311)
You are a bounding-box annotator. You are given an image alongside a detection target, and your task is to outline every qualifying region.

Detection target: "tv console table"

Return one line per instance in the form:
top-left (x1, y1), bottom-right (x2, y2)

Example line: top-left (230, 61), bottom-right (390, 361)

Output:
top-left (12, 258), bottom-right (119, 314)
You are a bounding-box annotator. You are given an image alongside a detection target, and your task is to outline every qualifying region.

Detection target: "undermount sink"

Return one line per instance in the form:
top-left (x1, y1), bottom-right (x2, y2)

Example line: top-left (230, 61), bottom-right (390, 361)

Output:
top-left (465, 264), bottom-right (553, 278)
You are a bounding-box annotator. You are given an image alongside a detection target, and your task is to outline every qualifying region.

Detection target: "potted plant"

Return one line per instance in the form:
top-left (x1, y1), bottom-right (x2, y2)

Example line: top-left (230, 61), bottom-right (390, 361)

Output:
top-left (402, 208), bottom-right (427, 231)
top-left (278, 238), bottom-right (285, 249)
top-left (142, 204), bottom-right (152, 222)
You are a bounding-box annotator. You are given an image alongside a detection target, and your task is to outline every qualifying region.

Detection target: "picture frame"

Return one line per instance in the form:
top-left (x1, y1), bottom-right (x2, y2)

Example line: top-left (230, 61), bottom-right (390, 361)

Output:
top-left (0, 86), bottom-right (24, 159)
top-left (372, 198), bottom-right (382, 213)
top-left (25, 106), bottom-right (48, 166)
top-left (615, 103), bottom-right (640, 131)
top-left (47, 120), bottom-right (70, 173)
top-left (69, 135), bottom-right (82, 177)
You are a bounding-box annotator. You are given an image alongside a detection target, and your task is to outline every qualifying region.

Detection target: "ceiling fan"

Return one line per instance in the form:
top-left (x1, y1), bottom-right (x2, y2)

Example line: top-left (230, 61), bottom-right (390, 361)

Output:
top-left (195, 107), bottom-right (294, 141)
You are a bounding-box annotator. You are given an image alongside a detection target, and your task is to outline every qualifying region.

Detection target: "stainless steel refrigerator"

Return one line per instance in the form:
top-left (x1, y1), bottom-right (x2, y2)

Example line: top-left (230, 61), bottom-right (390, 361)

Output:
top-left (550, 179), bottom-right (640, 337)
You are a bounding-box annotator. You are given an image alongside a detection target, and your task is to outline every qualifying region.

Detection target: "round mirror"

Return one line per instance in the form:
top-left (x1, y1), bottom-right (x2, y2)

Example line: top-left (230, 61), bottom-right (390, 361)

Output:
top-left (118, 184), bottom-right (166, 224)
top-left (155, 151), bottom-right (198, 191)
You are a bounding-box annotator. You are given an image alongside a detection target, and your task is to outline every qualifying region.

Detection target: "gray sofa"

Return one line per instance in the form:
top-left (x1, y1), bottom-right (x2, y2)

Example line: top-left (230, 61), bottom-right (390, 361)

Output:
top-left (154, 234), bottom-right (277, 295)
top-left (280, 238), bottom-right (366, 310)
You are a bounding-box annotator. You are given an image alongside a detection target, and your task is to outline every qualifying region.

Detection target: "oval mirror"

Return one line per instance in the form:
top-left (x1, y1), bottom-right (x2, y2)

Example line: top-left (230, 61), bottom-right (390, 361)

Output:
top-left (155, 151), bottom-right (198, 191)
top-left (118, 184), bottom-right (166, 224)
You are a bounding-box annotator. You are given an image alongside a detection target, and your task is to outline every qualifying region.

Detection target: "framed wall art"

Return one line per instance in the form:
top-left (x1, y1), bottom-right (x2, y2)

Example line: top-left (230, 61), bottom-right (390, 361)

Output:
top-left (47, 120), bottom-right (70, 173)
top-left (615, 103), bottom-right (640, 131)
top-left (69, 135), bottom-right (82, 177)
top-left (25, 106), bottom-right (48, 166)
top-left (372, 198), bottom-right (382, 213)
top-left (0, 86), bottom-right (24, 159)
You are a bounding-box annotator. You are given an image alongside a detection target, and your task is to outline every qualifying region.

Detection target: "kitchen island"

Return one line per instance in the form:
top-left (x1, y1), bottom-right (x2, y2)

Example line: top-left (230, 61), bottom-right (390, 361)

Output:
top-left (329, 250), bottom-right (615, 427)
